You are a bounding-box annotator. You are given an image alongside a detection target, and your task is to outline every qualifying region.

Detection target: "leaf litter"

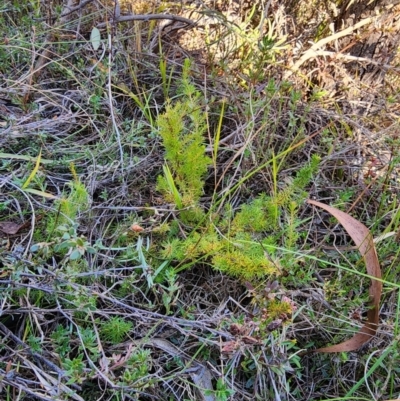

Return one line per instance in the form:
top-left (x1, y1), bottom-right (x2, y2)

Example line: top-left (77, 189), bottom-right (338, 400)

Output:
top-left (307, 200), bottom-right (382, 353)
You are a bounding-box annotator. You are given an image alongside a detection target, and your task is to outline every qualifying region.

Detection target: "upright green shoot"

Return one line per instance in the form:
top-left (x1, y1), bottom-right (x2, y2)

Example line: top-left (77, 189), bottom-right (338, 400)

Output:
top-left (156, 59), bottom-right (212, 219)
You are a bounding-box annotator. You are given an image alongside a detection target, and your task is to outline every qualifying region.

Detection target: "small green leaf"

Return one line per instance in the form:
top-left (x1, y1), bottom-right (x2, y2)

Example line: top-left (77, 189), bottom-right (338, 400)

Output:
top-left (86, 246), bottom-right (96, 254)
top-left (90, 27), bottom-right (101, 51)
top-left (69, 249), bottom-right (82, 260)
top-left (30, 244), bottom-right (40, 252)
top-left (54, 242), bottom-right (68, 252)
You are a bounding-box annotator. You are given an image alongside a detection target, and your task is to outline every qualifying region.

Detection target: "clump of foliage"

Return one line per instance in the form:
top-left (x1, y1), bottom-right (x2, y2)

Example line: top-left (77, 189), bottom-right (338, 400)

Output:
top-left (118, 348), bottom-right (152, 389)
top-left (156, 59), bottom-right (212, 222)
top-left (159, 155), bottom-right (320, 280)
top-left (31, 173), bottom-right (93, 266)
top-left (154, 62), bottom-right (321, 280)
top-left (46, 166), bottom-right (90, 234)
top-left (100, 316), bottom-right (133, 344)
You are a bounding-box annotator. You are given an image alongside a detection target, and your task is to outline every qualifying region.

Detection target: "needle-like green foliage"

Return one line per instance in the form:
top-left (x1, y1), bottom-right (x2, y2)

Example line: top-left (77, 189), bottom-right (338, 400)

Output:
top-left (156, 59), bottom-right (212, 219)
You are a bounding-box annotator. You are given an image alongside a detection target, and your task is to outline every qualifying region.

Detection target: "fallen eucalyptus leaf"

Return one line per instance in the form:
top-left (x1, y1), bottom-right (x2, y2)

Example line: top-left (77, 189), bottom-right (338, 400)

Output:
top-left (307, 199), bottom-right (382, 353)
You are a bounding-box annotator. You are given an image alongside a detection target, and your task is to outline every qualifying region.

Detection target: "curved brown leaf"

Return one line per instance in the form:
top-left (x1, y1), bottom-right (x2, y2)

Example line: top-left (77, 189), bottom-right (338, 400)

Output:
top-left (307, 199), bottom-right (382, 353)
top-left (0, 221), bottom-right (25, 235)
